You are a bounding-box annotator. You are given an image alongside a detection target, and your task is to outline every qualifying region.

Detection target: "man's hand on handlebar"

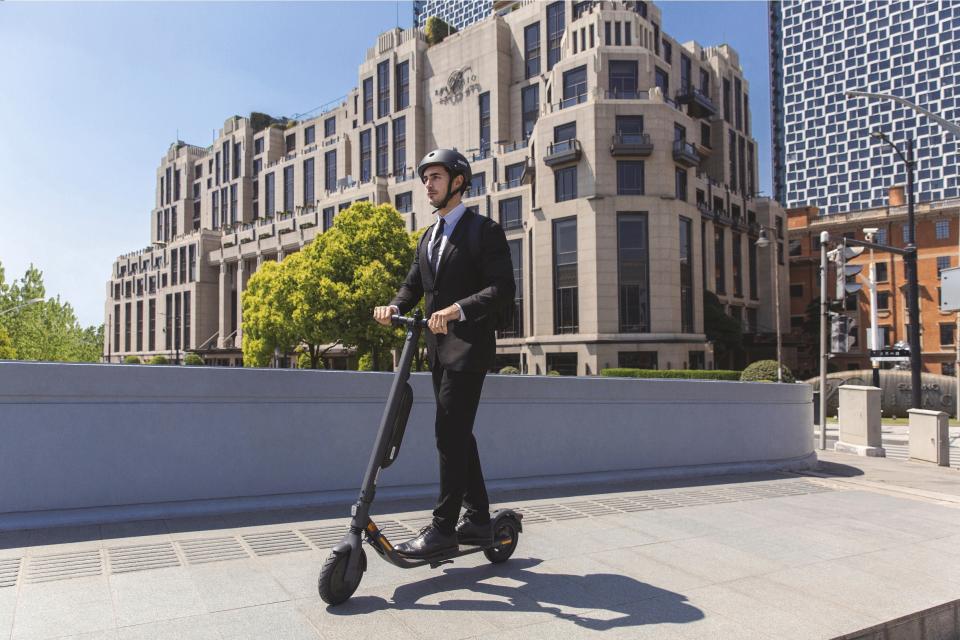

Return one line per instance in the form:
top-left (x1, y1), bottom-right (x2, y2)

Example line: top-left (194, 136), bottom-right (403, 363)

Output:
top-left (428, 305), bottom-right (460, 335)
top-left (373, 305), bottom-right (396, 327)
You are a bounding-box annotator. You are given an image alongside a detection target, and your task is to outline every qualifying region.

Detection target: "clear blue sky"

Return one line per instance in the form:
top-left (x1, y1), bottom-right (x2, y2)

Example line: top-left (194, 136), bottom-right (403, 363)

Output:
top-left (0, 0), bottom-right (770, 329)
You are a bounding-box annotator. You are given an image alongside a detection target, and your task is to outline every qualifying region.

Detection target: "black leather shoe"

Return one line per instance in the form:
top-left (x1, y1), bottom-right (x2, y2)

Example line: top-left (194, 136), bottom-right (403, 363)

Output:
top-left (455, 516), bottom-right (493, 546)
top-left (394, 525), bottom-right (457, 558)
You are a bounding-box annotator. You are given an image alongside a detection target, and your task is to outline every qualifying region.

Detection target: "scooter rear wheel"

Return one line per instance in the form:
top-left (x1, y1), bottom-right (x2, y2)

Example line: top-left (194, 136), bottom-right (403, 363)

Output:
top-left (484, 519), bottom-right (519, 564)
top-left (318, 547), bottom-right (366, 605)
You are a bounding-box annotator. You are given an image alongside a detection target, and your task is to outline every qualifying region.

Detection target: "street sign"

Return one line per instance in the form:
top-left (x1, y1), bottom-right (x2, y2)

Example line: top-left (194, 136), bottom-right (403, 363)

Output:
top-left (869, 348), bottom-right (910, 359)
top-left (941, 266), bottom-right (960, 311)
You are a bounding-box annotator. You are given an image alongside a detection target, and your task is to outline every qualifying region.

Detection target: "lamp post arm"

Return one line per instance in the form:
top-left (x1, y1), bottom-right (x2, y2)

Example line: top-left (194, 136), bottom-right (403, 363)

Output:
top-left (848, 90), bottom-right (960, 138)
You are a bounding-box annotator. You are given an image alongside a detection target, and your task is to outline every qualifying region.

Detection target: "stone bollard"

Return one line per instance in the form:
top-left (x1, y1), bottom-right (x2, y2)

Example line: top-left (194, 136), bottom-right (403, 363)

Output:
top-left (835, 385), bottom-right (885, 457)
top-left (908, 409), bottom-right (950, 466)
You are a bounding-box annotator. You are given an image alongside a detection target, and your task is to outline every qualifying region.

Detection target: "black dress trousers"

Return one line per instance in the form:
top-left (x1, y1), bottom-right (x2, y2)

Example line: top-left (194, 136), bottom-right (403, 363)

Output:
top-left (429, 364), bottom-right (490, 534)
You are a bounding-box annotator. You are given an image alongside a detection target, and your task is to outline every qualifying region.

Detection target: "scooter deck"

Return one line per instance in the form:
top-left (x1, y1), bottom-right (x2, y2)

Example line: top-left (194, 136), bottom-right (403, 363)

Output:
top-left (363, 517), bottom-right (514, 569)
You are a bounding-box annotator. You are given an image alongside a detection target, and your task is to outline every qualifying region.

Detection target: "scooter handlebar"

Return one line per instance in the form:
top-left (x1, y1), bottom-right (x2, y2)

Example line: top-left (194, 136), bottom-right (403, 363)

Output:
top-left (390, 314), bottom-right (430, 328)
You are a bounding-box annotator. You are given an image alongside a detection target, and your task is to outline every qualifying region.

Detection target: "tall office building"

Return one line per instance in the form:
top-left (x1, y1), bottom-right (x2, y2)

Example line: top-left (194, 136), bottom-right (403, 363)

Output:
top-left (414, 0), bottom-right (491, 30)
top-left (771, 0), bottom-right (960, 215)
top-left (106, 1), bottom-right (787, 375)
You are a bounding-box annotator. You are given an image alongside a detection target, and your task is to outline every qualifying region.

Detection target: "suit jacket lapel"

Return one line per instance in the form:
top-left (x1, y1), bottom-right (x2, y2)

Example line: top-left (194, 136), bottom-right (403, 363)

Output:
top-left (420, 222), bottom-right (437, 290)
top-left (435, 211), bottom-right (473, 284)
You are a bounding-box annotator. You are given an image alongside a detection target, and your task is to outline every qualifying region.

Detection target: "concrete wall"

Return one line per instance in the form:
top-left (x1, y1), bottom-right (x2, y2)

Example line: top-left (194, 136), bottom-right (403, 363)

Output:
top-left (0, 362), bottom-right (814, 526)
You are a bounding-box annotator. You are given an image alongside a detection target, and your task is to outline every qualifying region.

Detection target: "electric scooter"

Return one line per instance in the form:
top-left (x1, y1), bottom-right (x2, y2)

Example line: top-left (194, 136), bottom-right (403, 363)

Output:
top-left (318, 310), bottom-right (523, 606)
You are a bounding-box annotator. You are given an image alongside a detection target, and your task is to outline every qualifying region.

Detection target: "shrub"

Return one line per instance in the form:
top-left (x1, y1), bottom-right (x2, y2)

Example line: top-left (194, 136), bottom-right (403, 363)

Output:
top-left (425, 16), bottom-right (457, 45)
top-left (600, 368), bottom-right (741, 381)
top-left (547, 370), bottom-right (561, 376)
top-left (740, 360), bottom-right (795, 383)
top-left (183, 353), bottom-right (204, 366)
top-left (123, 355), bottom-right (141, 365)
top-left (148, 355), bottom-right (169, 365)
top-left (499, 366), bottom-right (520, 375)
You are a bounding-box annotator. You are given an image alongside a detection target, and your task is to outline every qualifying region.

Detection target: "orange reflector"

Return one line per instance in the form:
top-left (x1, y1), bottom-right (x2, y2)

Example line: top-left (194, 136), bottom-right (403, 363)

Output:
top-left (499, 538), bottom-right (512, 545)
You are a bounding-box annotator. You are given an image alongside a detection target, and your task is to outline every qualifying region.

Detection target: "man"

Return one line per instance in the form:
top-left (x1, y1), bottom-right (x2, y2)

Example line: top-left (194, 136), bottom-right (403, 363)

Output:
top-left (373, 148), bottom-right (515, 558)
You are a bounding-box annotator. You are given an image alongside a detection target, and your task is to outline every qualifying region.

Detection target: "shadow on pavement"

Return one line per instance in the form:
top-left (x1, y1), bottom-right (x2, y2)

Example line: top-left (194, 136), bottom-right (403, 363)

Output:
top-left (815, 459), bottom-right (867, 478)
top-left (327, 557), bottom-right (704, 632)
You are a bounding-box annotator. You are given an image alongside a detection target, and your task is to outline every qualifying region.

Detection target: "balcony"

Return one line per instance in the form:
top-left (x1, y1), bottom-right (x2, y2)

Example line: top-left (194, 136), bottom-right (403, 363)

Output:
top-left (604, 89), bottom-right (650, 100)
top-left (672, 140), bottom-right (700, 167)
top-left (394, 167), bottom-right (416, 183)
top-left (675, 86), bottom-right (718, 119)
top-left (496, 178), bottom-right (523, 191)
top-left (550, 91), bottom-right (588, 112)
top-left (544, 139), bottom-right (582, 166)
top-left (610, 133), bottom-right (653, 157)
top-left (471, 148), bottom-right (491, 162)
top-left (499, 139), bottom-right (529, 154)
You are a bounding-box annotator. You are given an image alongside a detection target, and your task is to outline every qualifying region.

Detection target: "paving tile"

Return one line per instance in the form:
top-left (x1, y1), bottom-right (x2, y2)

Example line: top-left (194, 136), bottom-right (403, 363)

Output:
top-left (55, 631), bottom-right (120, 640)
top-left (185, 558), bottom-right (290, 613)
top-left (260, 550), bottom-right (326, 600)
top-left (209, 601), bottom-right (321, 640)
top-left (12, 576), bottom-right (116, 640)
top-left (1, 588), bottom-right (18, 640)
top-left (626, 537), bottom-right (783, 585)
top-left (110, 567), bottom-right (206, 627)
top-left (115, 615), bottom-right (222, 640)
top-left (297, 593), bottom-right (419, 639)
top-left (587, 546), bottom-right (713, 594)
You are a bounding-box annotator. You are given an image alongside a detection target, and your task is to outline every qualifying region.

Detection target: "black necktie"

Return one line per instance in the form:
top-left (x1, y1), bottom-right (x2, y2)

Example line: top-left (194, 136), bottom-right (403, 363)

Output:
top-left (431, 218), bottom-right (445, 274)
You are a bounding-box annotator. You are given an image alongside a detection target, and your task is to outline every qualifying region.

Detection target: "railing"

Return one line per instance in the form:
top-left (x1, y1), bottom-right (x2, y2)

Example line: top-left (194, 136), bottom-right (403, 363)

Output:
top-left (547, 139), bottom-right (580, 155)
top-left (303, 144), bottom-right (318, 154)
top-left (604, 89), bottom-right (650, 100)
top-left (497, 178), bottom-right (523, 191)
top-left (612, 132), bottom-right (652, 146)
top-left (466, 185), bottom-right (488, 197)
top-left (394, 167), bottom-right (416, 183)
top-left (551, 91), bottom-right (588, 111)
top-left (471, 148), bottom-right (491, 162)
top-left (499, 139), bottom-right (529, 154)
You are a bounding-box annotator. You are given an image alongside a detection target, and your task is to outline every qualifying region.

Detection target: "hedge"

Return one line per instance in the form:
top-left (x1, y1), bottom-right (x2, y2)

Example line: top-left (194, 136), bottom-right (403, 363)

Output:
top-left (123, 355), bottom-right (141, 365)
top-left (600, 368), bottom-right (741, 381)
top-left (499, 366), bottom-right (520, 375)
top-left (740, 360), bottom-right (795, 383)
top-left (183, 353), bottom-right (204, 366)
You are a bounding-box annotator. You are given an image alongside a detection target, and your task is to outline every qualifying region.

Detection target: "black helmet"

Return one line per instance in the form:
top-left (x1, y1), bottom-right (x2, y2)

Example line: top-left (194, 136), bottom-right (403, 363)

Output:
top-left (417, 148), bottom-right (472, 209)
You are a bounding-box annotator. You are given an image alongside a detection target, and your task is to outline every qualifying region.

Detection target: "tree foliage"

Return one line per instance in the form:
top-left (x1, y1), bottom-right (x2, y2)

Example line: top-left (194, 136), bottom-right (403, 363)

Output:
top-left (242, 201), bottom-right (415, 370)
top-left (0, 326), bottom-right (15, 359)
top-left (0, 260), bottom-right (103, 362)
top-left (425, 16), bottom-right (457, 45)
top-left (741, 360), bottom-right (795, 383)
top-left (703, 290), bottom-right (743, 367)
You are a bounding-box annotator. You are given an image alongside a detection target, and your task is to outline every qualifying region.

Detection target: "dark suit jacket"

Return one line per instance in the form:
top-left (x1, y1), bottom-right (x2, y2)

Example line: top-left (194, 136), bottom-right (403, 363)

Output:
top-left (390, 210), bottom-right (515, 372)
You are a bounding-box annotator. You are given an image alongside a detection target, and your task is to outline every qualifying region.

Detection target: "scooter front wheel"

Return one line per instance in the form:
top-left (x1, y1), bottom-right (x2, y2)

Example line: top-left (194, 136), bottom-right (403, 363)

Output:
top-left (318, 547), bottom-right (366, 605)
top-left (484, 519), bottom-right (519, 564)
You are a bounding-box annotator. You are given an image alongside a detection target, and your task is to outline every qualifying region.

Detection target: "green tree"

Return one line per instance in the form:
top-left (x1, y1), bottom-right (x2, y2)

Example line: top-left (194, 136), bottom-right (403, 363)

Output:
top-left (703, 290), bottom-right (743, 369)
top-left (0, 325), bottom-right (15, 359)
top-left (425, 16), bottom-right (457, 45)
top-left (0, 261), bottom-right (103, 362)
top-left (241, 259), bottom-right (300, 367)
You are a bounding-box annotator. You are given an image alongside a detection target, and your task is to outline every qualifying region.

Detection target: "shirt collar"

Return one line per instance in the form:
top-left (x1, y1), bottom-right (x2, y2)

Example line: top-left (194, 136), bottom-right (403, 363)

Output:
top-left (436, 202), bottom-right (467, 231)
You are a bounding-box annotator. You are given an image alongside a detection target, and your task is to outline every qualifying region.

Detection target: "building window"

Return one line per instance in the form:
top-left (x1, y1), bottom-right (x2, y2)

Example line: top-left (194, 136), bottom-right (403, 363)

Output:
top-left (395, 60), bottom-right (409, 111)
top-left (147, 299), bottom-right (155, 351)
top-left (524, 22), bottom-right (540, 78)
top-left (553, 217), bottom-right (578, 334)
top-left (230, 184), bottom-right (237, 224)
top-left (505, 162), bottom-right (525, 188)
top-left (136, 300), bottom-right (143, 352)
top-left (663, 40), bottom-right (673, 65)
top-left (877, 291), bottom-right (891, 310)
top-left (936, 219), bottom-right (951, 240)
top-left (723, 78), bottom-right (731, 123)
top-left (361, 77), bottom-right (374, 124)
top-left (304, 125), bottom-right (315, 146)
top-left (732, 232), bottom-right (743, 297)
top-left (562, 65), bottom-right (587, 107)
top-left (283, 165), bottom-right (294, 212)
top-left (284, 134), bottom-right (295, 155)
top-left (941, 323), bottom-right (955, 346)
top-left (324, 116), bottom-right (336, 138)
top-left (393, 116), bottom-right (406, 175)
top-left (322, 206), bottom-right (335, 231)
top-left (470, 172), bottom-right (486, 197)
top-left (303, 158), bottom-right (315, 205)
top-left (503, 239), bottom-right (524, 338)
top-left (254, 137), bottom-right (263, 155)
top-left (680, 216), bottom-right (694, 333)
top-left (265, 172), bottom-right (275, 216)
top-left (325, 150), bottom-right (337, 192)
top-left (360, 130), bottom-right (372, 182)
top-left (375, 123), bottom-right (389, 177)
top-left (521, 83), bottom-right (539, 141)
top-left (479, 92), bottom-right (491, 153)
top-left (377, 60), bottom-right (390, 119)
top-left (616, 116), bottom-right (644, 142)
top-left (617, 161), bottom-right (644, 195)
top-left (938, 256), bottom-right (952, 278)
top-left (546, 1), bottom-right (565, 70)
top-left (734, 77), bottom-right (743, 130)
top-left (617, 212), bottom-right (650, 333)
top-left (499, 196), bottom-right (522, 230)
top-left (555, 166), bottom-right (577, 202)
top-left (124, 302), bottom-right (131, 352)
top-left (183, 291), bottom-right (191, 350)
top-left (944, 362), bottom-right (956, 377)
top-left (609, 60), bottom-right (638, 98)
top-left (546, 352), bottom-right (577, 376)
top-left (619, 351), bottom-right (657, 369)
top-left (715, 227), bottom-right (725, 294)
top-left (655, 67), bottom-right (669, 95)
top-left (790, 284), bottom-right (804, 298)
top-left (902, 223), bottom-right (912, 244)
top-left (675, 167), bottom-right (687, 201)
top-left (188, 244), bottom-right (196, 282)
top-left (395, 191), bottom-right (412, 213)
top-left (876, 261), bottom-right (888, 282)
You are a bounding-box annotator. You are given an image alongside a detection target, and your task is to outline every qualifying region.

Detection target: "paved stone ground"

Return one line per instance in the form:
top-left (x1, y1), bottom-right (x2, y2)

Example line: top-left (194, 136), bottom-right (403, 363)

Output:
top-left (2, 454), bottom-right (960, 640)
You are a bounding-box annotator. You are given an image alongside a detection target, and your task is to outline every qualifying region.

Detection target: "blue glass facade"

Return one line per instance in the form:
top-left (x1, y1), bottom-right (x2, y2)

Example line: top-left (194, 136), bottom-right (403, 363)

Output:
top-left (414, 0), bottom-right (491, 31)
top-left (771, 0), bottom-right (960, 214)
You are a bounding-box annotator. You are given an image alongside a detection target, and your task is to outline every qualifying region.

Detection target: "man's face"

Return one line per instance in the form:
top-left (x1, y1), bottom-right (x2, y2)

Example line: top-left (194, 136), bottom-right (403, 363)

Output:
top-left (423, 166), bottom-right (462, 208)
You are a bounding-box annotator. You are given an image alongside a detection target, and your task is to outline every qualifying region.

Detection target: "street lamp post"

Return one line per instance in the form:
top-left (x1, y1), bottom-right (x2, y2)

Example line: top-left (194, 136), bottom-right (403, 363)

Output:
top-left (0, 297), bottom-right (44, 317)
top-left (755, 227), bottom-right (783, 382)
top-left (871, 130), bottom-right (921, 410)
top-left (847, 89), bottom-right (960, 410)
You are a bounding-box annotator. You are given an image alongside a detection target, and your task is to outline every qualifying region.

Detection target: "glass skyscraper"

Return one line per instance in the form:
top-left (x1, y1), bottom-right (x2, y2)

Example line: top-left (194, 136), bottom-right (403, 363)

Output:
top-left (414, 0), bottom-right (491, 31)
top-left (771, 0), bottom-right (960, 214)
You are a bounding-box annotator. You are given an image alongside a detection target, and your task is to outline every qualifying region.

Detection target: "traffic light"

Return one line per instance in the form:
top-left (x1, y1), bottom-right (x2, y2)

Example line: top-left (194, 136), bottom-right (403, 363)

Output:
top-left (831, 314), bottom-right (849, 353)
top-left (829, 241), bottom-right (865, 303)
